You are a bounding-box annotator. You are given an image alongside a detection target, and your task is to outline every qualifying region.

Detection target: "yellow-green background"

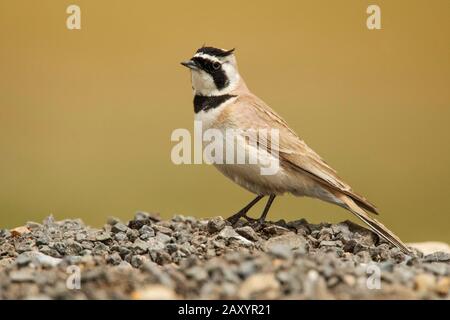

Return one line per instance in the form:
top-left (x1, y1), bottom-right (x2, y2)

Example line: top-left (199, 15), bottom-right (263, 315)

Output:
top-left (1, 1), bottom-right (449, 243)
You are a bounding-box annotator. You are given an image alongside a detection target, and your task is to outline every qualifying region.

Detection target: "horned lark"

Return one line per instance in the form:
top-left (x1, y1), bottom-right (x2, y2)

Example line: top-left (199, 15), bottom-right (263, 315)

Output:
top-left (181, 46), bottom-right (411, 254)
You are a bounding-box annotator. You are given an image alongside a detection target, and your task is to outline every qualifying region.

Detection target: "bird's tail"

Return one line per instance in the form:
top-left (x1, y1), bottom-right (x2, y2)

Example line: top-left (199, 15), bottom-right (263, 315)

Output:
top-left (334, 192), bottom-right (412, 254)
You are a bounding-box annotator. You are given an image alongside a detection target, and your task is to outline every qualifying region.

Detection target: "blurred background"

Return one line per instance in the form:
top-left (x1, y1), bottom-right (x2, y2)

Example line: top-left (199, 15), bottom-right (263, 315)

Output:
top-left (0, 0), bottom-right (449, 243)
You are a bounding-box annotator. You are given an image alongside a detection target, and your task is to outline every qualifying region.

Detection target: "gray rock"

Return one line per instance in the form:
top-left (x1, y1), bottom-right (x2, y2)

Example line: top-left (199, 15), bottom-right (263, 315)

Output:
top-left (236, 226), bottom-right (259, 241)
top-left (185, 266), bottom-right (208, 282)
top-left (126, 229), bottom-right (139, 241)
top-left (111, 223), bottom-right (129, 234)
top-left (423, 252), bottom-right (450, 263)
top-left (107, 252), bottom-right (122, 265)
top-left (114, 232), bottom-right (128, 242)
top-left (153, 225), bottom-right (173, 235)
top-left (264, 233), bottom-right (307, 252)
top-left (268, 244), bottom-right (292, 259)
top-left (207, 217), bottom-right (226, 233)
top-left (92, 242), bottom-right (109, 255)
top-left (263, 225), bottom-right (290, 236)
top-left (320, 240), bottom-right (343, 247)
top-left (155, 232), bottom-right (172, 244)
top-left (95, 231), bottom-right (111, 242)
top-left (17, 251), bottom-right (62, 267)
top-left (139, 225), bottom-right (155, 237)
top-left (131, 255), bottom-right (148, 268)
top-left (75, 233), bottom-right (87, 242)
top-left (218, 226), bottom-right (253, 246)
top-left (422, 262), bottom-right (449, 276)
top-left (132, 238), bottom-right (150, 254)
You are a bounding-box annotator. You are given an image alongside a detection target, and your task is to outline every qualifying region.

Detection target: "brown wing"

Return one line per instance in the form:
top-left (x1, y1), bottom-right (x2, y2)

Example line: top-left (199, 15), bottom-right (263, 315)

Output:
top-left (232, 93), bottom-right (379, 214)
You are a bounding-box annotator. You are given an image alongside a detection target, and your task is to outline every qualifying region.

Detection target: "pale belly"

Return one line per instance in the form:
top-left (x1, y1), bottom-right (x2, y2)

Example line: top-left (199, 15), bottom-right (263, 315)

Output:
top-left (195, 108), bottom-right (340, 203)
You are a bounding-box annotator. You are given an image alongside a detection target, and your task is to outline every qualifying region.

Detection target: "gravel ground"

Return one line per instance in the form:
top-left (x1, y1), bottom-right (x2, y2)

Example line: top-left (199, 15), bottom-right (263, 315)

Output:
top-left (0, 213), bottom-right (449, 299)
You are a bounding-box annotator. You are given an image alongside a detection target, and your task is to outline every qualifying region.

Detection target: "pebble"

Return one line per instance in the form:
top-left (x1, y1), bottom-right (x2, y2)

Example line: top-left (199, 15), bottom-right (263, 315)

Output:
top-left (238, 273), bottom-right (280, 299)
top-left (147, 238), bottom-right (165, 251)
top-left (139, 225), bottom-right (155, 237)
top-left (10, 226), bottom-right (30, 237)
top-left (423, 252), bottom-right (450, 263)
top-left (207, 217), bottom-right (226, 233)
top-left (263, 233), bottom-right (307, 252)
top-left (111, 223), bottom-right (129, 234)
top-left (132, 239), bottom-right (149, 254)
top-left (95, 232), bottom-right (111, 242)
top-left (218, 226), bottom-right (253, 246)
top-left (235, 226), bottom-right (259, 241)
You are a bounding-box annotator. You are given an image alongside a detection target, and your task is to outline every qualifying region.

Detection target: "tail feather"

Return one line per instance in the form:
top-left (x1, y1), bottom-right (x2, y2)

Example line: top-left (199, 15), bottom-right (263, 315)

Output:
top-left (335, 193), bottom-right (412, 254)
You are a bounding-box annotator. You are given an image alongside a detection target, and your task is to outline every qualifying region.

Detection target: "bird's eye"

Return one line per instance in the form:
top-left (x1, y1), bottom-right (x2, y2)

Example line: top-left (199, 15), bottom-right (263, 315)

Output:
top-left (212, 62), bottom-right (221, 70)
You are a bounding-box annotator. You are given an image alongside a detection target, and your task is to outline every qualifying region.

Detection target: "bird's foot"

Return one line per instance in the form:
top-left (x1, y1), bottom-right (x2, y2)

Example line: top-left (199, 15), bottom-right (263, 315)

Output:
top-left (226, 212), bottom-right (258, 226)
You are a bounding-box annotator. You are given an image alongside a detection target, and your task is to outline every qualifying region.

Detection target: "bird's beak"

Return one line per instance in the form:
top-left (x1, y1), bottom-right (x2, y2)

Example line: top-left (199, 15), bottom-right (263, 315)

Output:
top-left (180, 60), bottom-right (198, 70)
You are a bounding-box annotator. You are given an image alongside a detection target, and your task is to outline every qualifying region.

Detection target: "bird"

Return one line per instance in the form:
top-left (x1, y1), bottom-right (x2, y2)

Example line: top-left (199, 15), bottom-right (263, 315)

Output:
top-left (181, 46), bottom-right (412, 254)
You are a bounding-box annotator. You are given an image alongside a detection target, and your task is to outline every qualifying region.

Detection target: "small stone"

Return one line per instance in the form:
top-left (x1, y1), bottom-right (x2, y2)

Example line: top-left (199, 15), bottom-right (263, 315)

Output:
top-left (263, 225), bottom-right (290, 236)
top-left (26, 221), bottom-right (42, 230)
top-left (150, 250), bottom-right (172, 265)
top-left (185, 266), bottom-right (208, 282)
top-left (80, 241), bottom-right (94, 250)
top-left (17, 251), bottom-right (62, 267)
top-left (39, 246), bottom-right (60, 257)
top-left (15, 253), bottom-right (32, 266)
top-left (409, 242), bottom-right (450, 256)
top-left (212, 240), bottom-right (226, 249)
top-left (207, 217), bottom-right (226, 233)
top-left (133, 238), bottom-right (150, 254)
top-left (155, 232), bottom-right (172, 244)
top-left (264, 233), bottom-right (307, 252)
top-left (126, 228), bottom-right (140, 241)
top-left (107, 252), bottom-right (122, 265)
top-left (131, 255), bottom-right (148, 268)
top-left (218, 226), bottom-right (253, 246)
top-left (139, 225), bottom-right (155, 237)
top-left (135, 211), bottom-right (161, 222)
top-left (423, 252), bottom-right (450, 263)
top-left (117, 261), bottom-right (133, 269)
top-left (236, 261), bottom-right (256, 278)
top-left (235, 226), bottom-right (259, 241)
top-left (75, 233), bottom-right (87, 242)
top-left (10, 226), bottom-right (30, 237)
top-left (36, 235), bottom-right (50, 245)
top-left (153, 225), bottom-right (172, 235)
top-left (147, 238), bottom-right (165, 251)
top-left (422, 262), bottom-right (449, 276)
top-left (320, 240), bottom-right (343, 247)
top-left (92, 242), bottom-right (109, 255)
top-left (238, 273), bottom-right (280, 299)
top-left (15, 240), bottom-right (34, 253)
top-left (95, 231), bottom-right (111, 241)
top-left (53, 242), bottom-right (67, 255)
top-left (114, 232), bottom-right (128, 242)
top-left (268, 244), bottom-right (292, 259)
top-left (111, 223), bottom-right (128, 234)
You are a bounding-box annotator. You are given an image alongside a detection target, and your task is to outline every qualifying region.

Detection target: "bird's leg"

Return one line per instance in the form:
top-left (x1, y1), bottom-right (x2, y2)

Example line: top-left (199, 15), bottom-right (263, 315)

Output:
top-left (226, 195), bottom-right (264, 225)
top-left (253, 195), bottom-right (276, 228)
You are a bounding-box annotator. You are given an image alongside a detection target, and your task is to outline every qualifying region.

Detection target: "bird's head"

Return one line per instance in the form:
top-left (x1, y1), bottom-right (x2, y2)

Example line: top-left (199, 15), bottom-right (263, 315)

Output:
top-left (181, 46), bottom-right (240, 96)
